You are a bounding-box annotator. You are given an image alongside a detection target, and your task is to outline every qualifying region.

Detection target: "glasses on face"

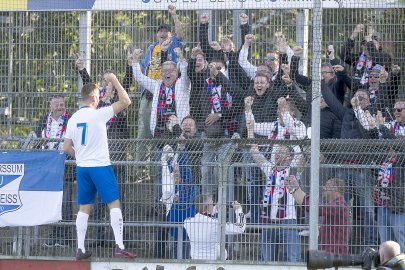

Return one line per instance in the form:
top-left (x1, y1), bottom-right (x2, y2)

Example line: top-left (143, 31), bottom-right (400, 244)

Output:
top-left (394, 108), bottom-right (404, 113)
top-left (356, 96), bottom-right (367, 101)
top-left (369, 75), bottom-right (380, 79)
top-left (162, 69), bottom-right (175, 74)
top-left (321, 71), bottom-right (334, 75)
top-left (266, 55), bottom-right (278, 62)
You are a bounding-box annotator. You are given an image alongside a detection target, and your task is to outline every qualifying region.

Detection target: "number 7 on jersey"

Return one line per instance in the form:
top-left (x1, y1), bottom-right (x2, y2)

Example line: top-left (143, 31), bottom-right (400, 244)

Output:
top-left (77, 123), bottom-right (88, 145)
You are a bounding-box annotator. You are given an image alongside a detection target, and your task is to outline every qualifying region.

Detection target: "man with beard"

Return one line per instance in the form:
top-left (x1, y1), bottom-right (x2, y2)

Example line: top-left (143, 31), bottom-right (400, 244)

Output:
top-left (285, 176), bottom-right (351, 255)
top-left (160, 116), bottom-right (201, 259)
top-left (37, 95), bottom-right (74, 248)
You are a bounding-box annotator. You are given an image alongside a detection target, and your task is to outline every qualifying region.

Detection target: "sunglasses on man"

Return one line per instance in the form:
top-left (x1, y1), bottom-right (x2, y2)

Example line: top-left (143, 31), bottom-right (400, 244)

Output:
top-left (394, 108), bottom-right (404, 113)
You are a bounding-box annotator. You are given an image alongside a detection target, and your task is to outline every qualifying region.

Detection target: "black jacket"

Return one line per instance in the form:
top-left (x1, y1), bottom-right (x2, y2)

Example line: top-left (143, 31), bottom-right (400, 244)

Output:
top-left (199, 22), bottom-right (251, 91)
top-left (319, 107), bottom-right (342, 139)
top-left (291, 56), bottom-right (348, 105)
top-left (187, 62), bottom-right (244, 138)
top-left (321, 80), bottom-right (370, 139)
top-left (78, 66), bottom-right (131, 140)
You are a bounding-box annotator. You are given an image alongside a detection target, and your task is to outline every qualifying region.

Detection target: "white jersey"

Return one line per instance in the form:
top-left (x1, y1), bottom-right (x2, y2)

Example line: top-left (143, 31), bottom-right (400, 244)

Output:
top-left (65, 106), bottom-right (113, 167)
top-left (184, 210), bottom-right (245, 260)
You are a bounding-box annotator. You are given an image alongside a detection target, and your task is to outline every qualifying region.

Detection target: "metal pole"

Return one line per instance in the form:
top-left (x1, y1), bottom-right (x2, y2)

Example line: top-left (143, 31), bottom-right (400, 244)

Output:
top-left (309, 0), bottom-right (322, 251)
top-left (232, 10), bottom-right (244, 49)
top-left (7, 12), bottom-right (13, 137)
top-left (296, 9), bottom-right (309, 76)
top-left (78, 11), bottom-right (92, 89)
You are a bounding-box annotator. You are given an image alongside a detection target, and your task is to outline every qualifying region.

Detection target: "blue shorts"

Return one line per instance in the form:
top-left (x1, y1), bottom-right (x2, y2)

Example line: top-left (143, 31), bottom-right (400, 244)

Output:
top-left (76, 166), bottom-right (119, 205)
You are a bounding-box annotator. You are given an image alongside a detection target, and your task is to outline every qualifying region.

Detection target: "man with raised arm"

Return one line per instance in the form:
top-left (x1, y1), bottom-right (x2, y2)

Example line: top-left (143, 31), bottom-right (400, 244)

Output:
top-left (64, 74), bottom-right (134, 260)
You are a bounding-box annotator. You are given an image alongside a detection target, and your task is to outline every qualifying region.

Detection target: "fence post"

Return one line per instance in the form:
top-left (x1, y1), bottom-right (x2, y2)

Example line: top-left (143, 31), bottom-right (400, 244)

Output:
top-left (309, 0), bottom-right (322, 252)
top-left (217, 141), bottom-right (237, 261)
top-left (177, 225), bottom-right (183, 259)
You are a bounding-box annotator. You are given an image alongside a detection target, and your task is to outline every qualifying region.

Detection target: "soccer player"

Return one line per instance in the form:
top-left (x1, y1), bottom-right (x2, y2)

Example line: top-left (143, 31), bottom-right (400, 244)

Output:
top-left (64, 73), bottom-right (134, 260)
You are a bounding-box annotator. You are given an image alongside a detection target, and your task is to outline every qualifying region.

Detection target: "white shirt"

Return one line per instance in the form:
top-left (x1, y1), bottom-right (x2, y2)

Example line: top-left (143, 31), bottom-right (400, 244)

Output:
top-left (132, 59), bottom-right (190, 136)
top-left (245, 111), bottom-right (307, 140)
top-left (41, 116), bottom-right (65, 150)
top-left (184, 209), bottom-right (245, 260)
top-left (65, 106), bottom-right (113, 167)
top-left (238, 46), bottom-right (294, 81)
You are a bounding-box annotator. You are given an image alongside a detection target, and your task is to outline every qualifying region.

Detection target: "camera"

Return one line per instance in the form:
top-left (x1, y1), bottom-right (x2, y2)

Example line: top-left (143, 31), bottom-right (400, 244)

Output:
top-left (307, 247), bottom-right (380, 270)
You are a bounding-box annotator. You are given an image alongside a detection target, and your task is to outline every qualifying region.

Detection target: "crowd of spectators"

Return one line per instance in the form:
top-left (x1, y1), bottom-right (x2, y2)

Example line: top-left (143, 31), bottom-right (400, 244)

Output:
top-left (36, 5), bottom-right (404, 261)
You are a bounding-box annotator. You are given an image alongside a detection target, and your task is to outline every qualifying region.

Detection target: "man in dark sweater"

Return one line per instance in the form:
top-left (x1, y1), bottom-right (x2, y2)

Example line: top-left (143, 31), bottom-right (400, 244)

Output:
top-left (321, 81), bottom-right (378, 249)
top-left (188, 48), bottom-right (244, 198)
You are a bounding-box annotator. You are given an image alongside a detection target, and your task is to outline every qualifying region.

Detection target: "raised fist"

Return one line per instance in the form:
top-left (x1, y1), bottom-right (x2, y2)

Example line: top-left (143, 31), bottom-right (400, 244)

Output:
top-left (209, 41), bottom-right (221, 51)
top-left (173, 47), bottom-right (183, 59)
top-left (239, 13), bottom-right (249, 25)
top-left (282, 74), bottom-right (292, 85)
top-left (133, 48), bottom-right (143, 59)
top-left (103, 73), bottom-right (118, 84)
top-left (168, 4), bottom-right (177, 16)
top-left (244, 34), bottom-right (255, 46)
top-left (244, 96), bottom-right (254, 109)
top-left (161, 38), bottom-right (172, 51)
top-left (75, 55), bottom-right (85, 70)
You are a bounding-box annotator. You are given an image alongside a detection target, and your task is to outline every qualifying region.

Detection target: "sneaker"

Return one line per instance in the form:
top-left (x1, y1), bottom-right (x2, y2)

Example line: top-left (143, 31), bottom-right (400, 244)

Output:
top-left (43, 239), bottom-right (57, 248)
top-left (299, 230), bottom-right (310, 237)
top-left (114, 244), bottom-right (136, 258)
top-left (54, 240), bottom-right (69, 248)
top-left (76, 249), bottom-right (92, 260)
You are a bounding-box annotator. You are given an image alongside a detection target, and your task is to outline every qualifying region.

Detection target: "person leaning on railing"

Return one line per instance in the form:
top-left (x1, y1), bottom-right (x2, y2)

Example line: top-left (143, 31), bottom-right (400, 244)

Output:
top-left (183, 194), bottom-right (245, 260)
top-left (285, 176), bottom-right (351, 255)
top-left (35, 95), bottom-right (74, 248)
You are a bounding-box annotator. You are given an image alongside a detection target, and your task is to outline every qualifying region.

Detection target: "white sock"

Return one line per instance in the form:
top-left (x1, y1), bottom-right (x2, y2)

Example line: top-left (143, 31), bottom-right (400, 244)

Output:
top-left (76, 211), bottom-right (89, 252)
top-left (110, 208), bottom-right (124, 249)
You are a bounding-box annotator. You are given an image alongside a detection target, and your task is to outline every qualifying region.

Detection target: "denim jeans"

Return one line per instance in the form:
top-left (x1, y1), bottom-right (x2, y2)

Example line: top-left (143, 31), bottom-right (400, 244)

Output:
top-left (337, 168), bottom-right (377, 247)
top-left (201, 142), bottom-right (236, 199)
top-left (377, 207), bottom-right (405, 252)
top-left (171, 239), bottom-right (191, 259)
top-left (243, 149), bottom-right (262, 224)
top-left (135, 95), bottom-right (152, 171)
top-left (261, 219), bottom-right (301, 262)
top-left (51, 164), bottom-right (75, 239)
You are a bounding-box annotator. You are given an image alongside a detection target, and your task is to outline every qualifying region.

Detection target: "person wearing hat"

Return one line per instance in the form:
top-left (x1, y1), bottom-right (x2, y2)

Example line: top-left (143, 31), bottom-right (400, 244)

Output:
top-left (135, 4), bottom-right (184, 180)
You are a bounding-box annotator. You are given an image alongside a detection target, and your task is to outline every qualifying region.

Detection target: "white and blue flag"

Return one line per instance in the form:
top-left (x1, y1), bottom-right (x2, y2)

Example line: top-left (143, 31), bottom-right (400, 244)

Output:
top-left (0, 151), bottom-right (66, 227)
